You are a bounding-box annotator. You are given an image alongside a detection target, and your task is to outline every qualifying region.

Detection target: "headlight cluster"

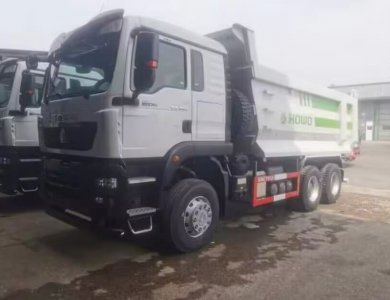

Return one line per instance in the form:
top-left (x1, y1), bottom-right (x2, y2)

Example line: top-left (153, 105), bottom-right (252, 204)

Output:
top-left (96, 178), bottom-right (118, 189)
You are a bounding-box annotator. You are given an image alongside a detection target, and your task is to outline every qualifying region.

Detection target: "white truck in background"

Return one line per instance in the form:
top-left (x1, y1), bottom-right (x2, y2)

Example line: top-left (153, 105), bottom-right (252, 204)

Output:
top-left (39, 10), bottom-right (358, 252)
top-left (0, 54), bottom-right (47, 194)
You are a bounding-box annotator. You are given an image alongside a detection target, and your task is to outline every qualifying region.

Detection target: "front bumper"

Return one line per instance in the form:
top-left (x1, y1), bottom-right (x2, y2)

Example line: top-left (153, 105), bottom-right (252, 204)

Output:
top-left (0, 146), bottom-right (41, 195)
top-left (41, 156), bottom-right (158, 230)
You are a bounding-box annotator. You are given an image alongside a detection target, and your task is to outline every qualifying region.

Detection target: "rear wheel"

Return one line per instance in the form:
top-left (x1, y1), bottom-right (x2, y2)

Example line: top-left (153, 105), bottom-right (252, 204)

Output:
top-left (288, 166), bottom-right (322, 212)
top-left (321, 163), bottom-right (342, 204)
top-left (162, 179), bottom-right (219, 253)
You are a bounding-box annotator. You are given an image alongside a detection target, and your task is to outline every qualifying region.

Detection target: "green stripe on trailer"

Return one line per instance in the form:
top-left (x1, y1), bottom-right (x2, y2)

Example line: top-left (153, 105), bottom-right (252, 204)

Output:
top-left (315, 117), bottom-right (340, 129)
top-left (312, 96), bottom-right (340, 112)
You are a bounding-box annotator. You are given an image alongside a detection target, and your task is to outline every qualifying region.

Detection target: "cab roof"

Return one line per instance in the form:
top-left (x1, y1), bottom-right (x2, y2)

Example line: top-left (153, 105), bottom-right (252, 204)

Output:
top-left (49, 10), bottom-right (227, 57)
top-left (133, 16), bottom-right (227, 55)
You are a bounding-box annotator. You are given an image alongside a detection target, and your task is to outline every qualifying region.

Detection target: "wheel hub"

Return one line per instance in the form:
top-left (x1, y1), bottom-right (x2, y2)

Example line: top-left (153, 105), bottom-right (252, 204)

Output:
top-left (330, 172), bottom-right (341, 196)
top-left (308, 175), bottom-right (320, 202)
top-left (183, 196), bottom-right (212, 238)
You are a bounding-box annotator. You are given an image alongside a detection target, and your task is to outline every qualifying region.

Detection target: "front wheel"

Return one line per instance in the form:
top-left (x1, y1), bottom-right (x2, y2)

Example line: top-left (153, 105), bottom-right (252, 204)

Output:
top-left (162, 179), bottom-right (219, 253)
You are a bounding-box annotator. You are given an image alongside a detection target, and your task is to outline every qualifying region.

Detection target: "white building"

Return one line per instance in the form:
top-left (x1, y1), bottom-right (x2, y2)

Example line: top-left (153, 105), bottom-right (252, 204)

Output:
top-left (332, 82), bottom-right (390, 141)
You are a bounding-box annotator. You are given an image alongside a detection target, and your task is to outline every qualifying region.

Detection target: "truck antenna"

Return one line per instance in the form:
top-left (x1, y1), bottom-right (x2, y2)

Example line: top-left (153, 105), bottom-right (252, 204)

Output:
top-left (99, 0), bottom-right (106, 13)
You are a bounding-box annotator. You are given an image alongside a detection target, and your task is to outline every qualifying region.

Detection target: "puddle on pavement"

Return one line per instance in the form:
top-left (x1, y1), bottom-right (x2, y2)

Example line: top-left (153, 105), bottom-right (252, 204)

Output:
top-left (2, 205), bottom-right (355, 300)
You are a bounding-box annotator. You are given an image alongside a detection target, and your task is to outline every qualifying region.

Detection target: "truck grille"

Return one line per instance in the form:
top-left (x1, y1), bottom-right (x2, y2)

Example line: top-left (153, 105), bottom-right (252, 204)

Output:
top-left (43, 159), bottom-right (92, 214)
top-left (46, 174), bottom-right (80, 193)
top-left (43, 122), bottom-right (97, 151)
top-left (44, 160), bottom-right (83, 197)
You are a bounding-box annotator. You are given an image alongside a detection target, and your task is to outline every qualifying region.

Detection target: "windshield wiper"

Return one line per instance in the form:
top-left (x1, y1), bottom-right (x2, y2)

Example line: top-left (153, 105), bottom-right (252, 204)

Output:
top-left (64, 43), bottom-right (107, 59)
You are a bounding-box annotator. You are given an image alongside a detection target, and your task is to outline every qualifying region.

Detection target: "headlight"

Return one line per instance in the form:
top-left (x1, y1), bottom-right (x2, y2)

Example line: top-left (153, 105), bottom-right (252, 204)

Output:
top-left (0, 157), bottom-right (11, 165)
top-left (96, 178), bottom-right (118, 189)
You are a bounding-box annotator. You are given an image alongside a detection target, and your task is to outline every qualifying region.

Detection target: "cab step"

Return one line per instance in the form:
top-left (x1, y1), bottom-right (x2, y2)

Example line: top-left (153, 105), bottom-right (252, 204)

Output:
top-left (126, 207), bottom-right (157, 235)
top-left (126, 207), bottom-right (157, 217)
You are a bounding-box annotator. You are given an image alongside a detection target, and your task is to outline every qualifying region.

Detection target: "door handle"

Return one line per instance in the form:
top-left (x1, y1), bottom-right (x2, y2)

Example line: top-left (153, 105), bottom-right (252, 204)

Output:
top-left (182, 120), bottom-right (192, 134)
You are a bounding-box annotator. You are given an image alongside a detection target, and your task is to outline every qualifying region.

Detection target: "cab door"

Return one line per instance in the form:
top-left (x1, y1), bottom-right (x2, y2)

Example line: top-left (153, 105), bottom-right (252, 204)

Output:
top-left (190, 49), bottom-right (226, 141)
top-left (13, 71), bottom-right (44, 147)
top-left (122, 36), bottom-right (192, 158)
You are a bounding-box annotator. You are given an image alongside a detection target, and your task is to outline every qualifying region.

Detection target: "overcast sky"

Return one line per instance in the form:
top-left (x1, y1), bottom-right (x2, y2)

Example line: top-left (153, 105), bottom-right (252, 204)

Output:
top-left (1, 0), bottom-right (389, 86)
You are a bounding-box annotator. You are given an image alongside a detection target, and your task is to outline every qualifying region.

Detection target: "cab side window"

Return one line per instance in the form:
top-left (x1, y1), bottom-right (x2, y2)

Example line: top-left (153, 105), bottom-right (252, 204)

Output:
top-left (0, 64), bottom-right (17, 108)
top-left (191, 50), bottom-right (204, 92)
top-left (148, 41), bottom-right (186, 93)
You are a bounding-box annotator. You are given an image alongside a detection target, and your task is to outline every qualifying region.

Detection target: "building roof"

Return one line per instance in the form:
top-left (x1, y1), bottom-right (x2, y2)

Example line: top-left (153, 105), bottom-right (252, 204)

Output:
top-left (331, 82), bottom-right (390, 101)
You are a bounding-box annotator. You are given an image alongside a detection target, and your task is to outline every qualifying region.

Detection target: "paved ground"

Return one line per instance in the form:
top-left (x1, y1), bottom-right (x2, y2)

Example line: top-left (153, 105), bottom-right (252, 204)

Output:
top-left (344, 141), bottom-right (390, 190)
top-left (1, 142), bottom-right (390, 300)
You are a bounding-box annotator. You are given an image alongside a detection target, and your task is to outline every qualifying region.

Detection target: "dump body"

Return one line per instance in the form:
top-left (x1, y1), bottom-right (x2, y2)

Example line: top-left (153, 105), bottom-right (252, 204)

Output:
top-left (210, 25), bottom-right (358, 159)
top-left (252, 66), bottom-right (358, 158)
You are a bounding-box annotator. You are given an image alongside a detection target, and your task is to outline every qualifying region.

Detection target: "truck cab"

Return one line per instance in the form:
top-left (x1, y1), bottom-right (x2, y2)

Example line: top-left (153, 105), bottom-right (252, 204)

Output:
top-left (40, 10), bottom-right (353, 252)
top-left (41, 11), bottom-right (234, 248)
top-left (0, 57), bottom-right (47, 194)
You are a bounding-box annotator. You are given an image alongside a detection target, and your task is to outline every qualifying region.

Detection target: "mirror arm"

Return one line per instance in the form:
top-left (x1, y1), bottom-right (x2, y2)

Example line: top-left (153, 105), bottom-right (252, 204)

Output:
top-left (131, 90), bottom-right (141, 104)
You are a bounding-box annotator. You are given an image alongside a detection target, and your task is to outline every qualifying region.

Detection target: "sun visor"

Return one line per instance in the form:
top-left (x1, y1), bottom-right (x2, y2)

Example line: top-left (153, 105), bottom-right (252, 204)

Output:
top-left (50, 9), bottom-right (124, 58)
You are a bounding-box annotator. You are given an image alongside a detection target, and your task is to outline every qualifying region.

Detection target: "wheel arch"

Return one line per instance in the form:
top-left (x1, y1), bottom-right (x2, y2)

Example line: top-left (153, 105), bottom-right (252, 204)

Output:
top-left (302, 156), bottom-right (344, 182)
top-left (303, 156), bottom-right (343, 169)
top-left (161, 142), bottom-right (232, 217)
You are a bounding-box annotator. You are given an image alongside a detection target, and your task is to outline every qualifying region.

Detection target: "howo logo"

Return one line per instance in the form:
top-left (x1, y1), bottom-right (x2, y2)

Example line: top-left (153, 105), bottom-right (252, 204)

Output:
top-left (281, 113), bottom-right (313, 126)
top-left (49, 113), bottom-right (77, 127)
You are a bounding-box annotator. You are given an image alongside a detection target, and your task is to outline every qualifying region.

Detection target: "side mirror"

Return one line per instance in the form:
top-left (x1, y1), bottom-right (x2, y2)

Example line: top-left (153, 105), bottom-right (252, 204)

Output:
top-left (133, 32), bottom-right (159, 94)
top-left (26, 55), bottom-right (38, 70)
top-left (20, 72), bottom-right (34, 112)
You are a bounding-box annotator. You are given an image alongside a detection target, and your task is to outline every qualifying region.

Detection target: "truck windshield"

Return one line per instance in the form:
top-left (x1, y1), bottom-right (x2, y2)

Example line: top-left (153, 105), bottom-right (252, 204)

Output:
top-left (46, 21), bottom-right (122, 101)
top-left (0, 62), bottom-right (17, 108)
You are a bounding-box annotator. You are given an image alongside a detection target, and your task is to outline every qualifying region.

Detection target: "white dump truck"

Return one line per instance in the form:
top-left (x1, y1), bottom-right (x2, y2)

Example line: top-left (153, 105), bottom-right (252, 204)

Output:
top-left (0, 55), bottom-right (47, 194)
top-left (39, 10), bottom-right (358, 252)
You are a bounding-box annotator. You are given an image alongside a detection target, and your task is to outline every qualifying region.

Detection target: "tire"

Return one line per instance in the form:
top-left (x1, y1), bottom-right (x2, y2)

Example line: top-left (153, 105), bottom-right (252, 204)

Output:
top-left (231, 89), bottom-right (254, 138)
top-left (162, 179), bottom-right (219, 253)
top-left (288, 166), bottom-right (322, 212)
top-left (321, 164), bottom-right (342, 204)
